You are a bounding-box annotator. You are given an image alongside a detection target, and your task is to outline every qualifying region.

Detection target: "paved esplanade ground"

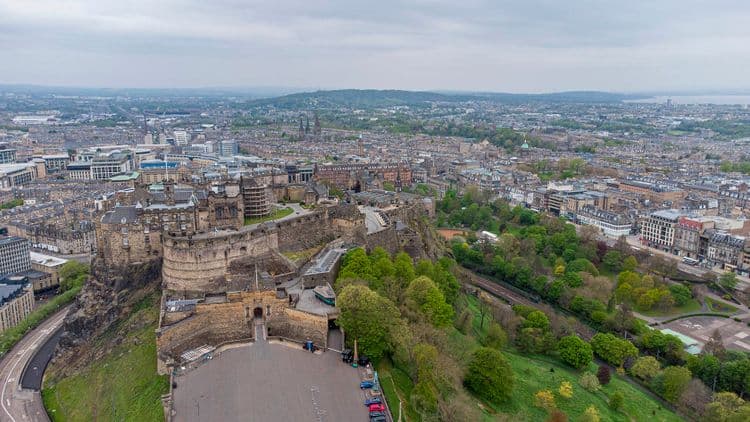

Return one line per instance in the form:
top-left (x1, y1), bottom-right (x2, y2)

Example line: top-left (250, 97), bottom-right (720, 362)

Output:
top-left (173, 333), bottom-right (368, 421)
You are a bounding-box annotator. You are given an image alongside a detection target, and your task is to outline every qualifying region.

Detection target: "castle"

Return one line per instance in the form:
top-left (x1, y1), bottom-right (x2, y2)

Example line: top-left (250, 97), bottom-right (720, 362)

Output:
top-left (92, 179), bottom-right (435, 374)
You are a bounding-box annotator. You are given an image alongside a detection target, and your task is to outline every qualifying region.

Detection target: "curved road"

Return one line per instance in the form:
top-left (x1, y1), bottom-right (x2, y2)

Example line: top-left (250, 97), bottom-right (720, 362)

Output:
top-left (0, 307), bottom-right (69, 422)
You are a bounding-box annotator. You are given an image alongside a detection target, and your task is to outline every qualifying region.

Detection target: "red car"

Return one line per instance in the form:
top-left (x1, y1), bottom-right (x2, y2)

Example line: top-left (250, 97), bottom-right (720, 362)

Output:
top-left (368, 403), bottom-right (385, 412)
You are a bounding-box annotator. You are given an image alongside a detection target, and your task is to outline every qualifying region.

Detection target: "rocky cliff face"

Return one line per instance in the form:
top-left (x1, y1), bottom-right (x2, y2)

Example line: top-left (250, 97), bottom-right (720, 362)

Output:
top-left (53, 258), bottom-right (162, 374)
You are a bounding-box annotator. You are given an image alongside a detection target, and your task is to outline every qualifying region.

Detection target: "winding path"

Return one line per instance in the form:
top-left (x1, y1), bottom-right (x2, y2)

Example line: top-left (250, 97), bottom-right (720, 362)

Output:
top-left (0, 307), bottom-right (69, 422)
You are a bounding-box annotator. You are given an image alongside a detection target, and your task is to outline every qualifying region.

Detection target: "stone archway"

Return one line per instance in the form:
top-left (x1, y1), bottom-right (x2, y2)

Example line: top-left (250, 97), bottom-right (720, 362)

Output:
top-left (253, 307), bottom-right (263, 319)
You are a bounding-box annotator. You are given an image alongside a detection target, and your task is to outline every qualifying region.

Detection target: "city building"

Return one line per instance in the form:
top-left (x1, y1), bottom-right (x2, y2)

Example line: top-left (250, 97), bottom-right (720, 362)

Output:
top-left (0, 282), bottom-right (35, 332)
top-left (30, 251), bottom-right (68, 290)
top-left (0, 163), bottom-right (37, 188)
top-left (575, 205), bottom-right (633, 237)
top-left (0, 146), bottom-right (17, 164)
top-left (219, 140), bottom-right (239, 157)
top-left (640, 209), bottom-right (682, 253)
top-left (0, 236), bottom-right (31, 277)
top-left (91, 153), bottom-right (132, 180)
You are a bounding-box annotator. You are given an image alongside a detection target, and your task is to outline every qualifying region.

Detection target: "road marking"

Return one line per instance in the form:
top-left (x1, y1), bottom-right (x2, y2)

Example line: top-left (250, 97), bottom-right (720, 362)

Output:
top-left (1, 310), bottom-right (67, 422)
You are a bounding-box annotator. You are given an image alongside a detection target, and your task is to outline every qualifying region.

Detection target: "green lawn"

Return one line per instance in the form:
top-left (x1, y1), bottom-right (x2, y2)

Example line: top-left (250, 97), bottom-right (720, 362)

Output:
top-left (448, 293), bottom-right (684, 422)
top-left (705, 297), bottom-right (739, 314)
top-left (639, 298), bottom-right (702, 317)
top-left (377, 359), bottom-right (421, 422)
top-left (243, 207), bottom-right (294, 225)
top-left (42, 294), bottom-right (169, 422)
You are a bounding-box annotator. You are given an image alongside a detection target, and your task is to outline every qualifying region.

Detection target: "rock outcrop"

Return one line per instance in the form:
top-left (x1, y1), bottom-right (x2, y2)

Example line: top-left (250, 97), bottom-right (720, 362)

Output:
top-left (53, 258), bottom-right (162, 375)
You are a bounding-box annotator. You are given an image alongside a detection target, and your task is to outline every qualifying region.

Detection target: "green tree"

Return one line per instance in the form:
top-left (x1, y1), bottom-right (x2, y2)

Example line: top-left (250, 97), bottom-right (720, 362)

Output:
top-left (485, 322), bottom-right (507, 350)
top-left (336, 285), bottom-right (401, 360)
top-left (704, 392), bottom-right (750, 422)
top-left (523, 310), bottom-right (551, 331)
top-left (603, 250), bottom-right (623, 271)
top-left (622, 255), bottom-right (638, 272)
top-left (719, 272), bottom-right (739, 290)
top-left (591, 333), bottom-right (638, 366)
top-left (557, 335), bottom-right (593, 370)
top-left (464, 347), bottom-right (514, 403)
top-left (405, 276), bottom-right (455, 327)
top-left (660, 366), bottom-right (692, 403)
top-left (59, 261), bottom-right (89, 291)
top-left (630, 356), bottom-right (662, 381)
top-left (337, 248), bottom-right (374, 286)
top-left (669, 284), bottom-right (692, 306)
top-left (393, 252), bottom-right (416, 286)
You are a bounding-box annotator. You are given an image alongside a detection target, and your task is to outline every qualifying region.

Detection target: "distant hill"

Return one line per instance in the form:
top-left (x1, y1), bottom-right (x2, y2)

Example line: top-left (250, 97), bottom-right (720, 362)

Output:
top-left (249, 89), bottom-right (644, 109)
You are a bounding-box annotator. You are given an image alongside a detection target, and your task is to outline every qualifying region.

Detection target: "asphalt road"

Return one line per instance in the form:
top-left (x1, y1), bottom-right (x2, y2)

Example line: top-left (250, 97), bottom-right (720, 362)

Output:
top-left (0, 307), bottom-right (69, 422)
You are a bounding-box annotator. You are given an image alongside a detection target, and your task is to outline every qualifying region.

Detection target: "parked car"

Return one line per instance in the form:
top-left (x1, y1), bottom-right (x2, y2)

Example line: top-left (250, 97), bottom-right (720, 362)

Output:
top-left (358, 356), bottom-right (370, 366)
top-left (368, 403), bottom-right (385, 412)
top-left (364, 397), bottom-right (382, 406)
top-left (369, 411), bottom-right (386, 421)
top-left (360, 380), bottom-right (374, 389)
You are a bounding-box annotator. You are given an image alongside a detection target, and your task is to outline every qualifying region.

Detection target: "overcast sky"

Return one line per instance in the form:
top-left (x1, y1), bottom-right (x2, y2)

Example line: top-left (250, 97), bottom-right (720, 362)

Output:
top-left (1, 0), bottom-right (749, 93)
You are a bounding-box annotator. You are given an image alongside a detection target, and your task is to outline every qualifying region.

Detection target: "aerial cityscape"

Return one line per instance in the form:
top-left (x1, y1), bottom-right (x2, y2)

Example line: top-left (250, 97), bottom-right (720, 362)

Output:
top-left (1, 1), bottom-right (750, 422)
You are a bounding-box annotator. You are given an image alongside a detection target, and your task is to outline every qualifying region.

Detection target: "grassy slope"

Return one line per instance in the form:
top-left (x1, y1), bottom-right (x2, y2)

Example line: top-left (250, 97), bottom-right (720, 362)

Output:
top-left (243, 207), bottom-right (294, 225)
top-left (42, 294), bottom-right (168, 422)
top-left (639, 298), bottom-right (702, 317)
top-left (449, 294), bottom-right (683, 422)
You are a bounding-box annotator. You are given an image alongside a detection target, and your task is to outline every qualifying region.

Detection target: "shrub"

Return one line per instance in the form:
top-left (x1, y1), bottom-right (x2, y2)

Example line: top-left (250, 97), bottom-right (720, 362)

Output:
top-left (609, 391), bottom-right (624, 411)
top-left (579, 373), bottom-right (600, 392)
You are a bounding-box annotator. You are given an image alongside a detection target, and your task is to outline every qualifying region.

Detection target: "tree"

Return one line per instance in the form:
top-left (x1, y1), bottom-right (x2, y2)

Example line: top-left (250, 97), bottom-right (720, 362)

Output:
top-left (485, 323), bottom-right (507, 350)
top-left (524, 310), bottom-right (551, 331)
top-left (703, 329), bottom-right (727, 359)
top-left (719, 272), bottom-right (738, 290)
top-left (630, 356), bottom-right (662, 381)
top-left (622, 255), bottom-right (638, 272)
top-left (579, 373), bottom-right (600, 392)
top-left (405, 276), bottom-right (454, 327)
top-left (558, 381), bottom-right (573, 399)
top-left (393, 252), bottom-right (416, 286)
top-left (591, 333), bottom-right (638, 367)
top-left (661, 366), bottom-right (692, 403)
top-left (455, 309), bottom-right (472, 334)
top-left (678, 379), bottom-right (712, 417)
top-left (336, 285), bottom-right (401, 360)
top-left (534, 389), bottom-right (556, 411)
top-left (603, 250), bottom-right (623, 271)
top-left (704, 392), bottom-right (750, 422)
top-left (597, 365), bottom-right (611, 385)
top-left (557, 335), bottom-right (593, 370)
top-left (669, 284), bottom-right (692, 306)
top-left (337, 247), bottom-right (374, 285)
top-left (609, 391), bottom-right (624, 411)
top-left (581, 405), bottom-right (600, 422)
top-left (59, 261), bottom-right (89, 291)
top-left (464, 347), bottom-right (514, 404)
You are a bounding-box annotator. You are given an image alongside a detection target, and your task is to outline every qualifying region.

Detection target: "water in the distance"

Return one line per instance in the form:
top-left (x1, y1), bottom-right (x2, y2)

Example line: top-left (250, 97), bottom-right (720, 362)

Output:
top-left (627, 95), bottom-right (750, 105)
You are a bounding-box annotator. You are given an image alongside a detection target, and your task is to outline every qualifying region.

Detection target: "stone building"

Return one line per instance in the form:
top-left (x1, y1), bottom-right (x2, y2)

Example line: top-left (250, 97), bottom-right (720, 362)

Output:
top-left (314, 163), bottom-right (412, 191)
top-left (0, 282), bottom-right (34, 332)
top-left (96, 181), bottom-right (243, 266)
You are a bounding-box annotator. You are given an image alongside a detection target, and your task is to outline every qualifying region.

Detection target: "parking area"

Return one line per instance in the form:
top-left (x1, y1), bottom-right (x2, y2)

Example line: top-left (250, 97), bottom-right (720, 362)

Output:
top-left (172, 339), bottom-right (370, 422)
top-left (661, 315), bottom-right (750, 352)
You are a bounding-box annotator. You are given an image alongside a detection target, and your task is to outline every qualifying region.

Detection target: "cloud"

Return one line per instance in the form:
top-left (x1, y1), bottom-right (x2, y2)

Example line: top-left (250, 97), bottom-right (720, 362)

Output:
top-left (0, 0), bottom-right (748, 91)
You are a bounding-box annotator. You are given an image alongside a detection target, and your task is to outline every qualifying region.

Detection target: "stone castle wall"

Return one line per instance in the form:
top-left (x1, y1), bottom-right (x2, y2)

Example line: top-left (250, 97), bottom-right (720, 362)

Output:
top-left (156, 301), bottom-right (251, 363)
top-left (162, 228), bottom-right (279, 291)
top-left (162, 205), bottom-right (367, 292)
top-left (267, 308), bottom-right (328, 348)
